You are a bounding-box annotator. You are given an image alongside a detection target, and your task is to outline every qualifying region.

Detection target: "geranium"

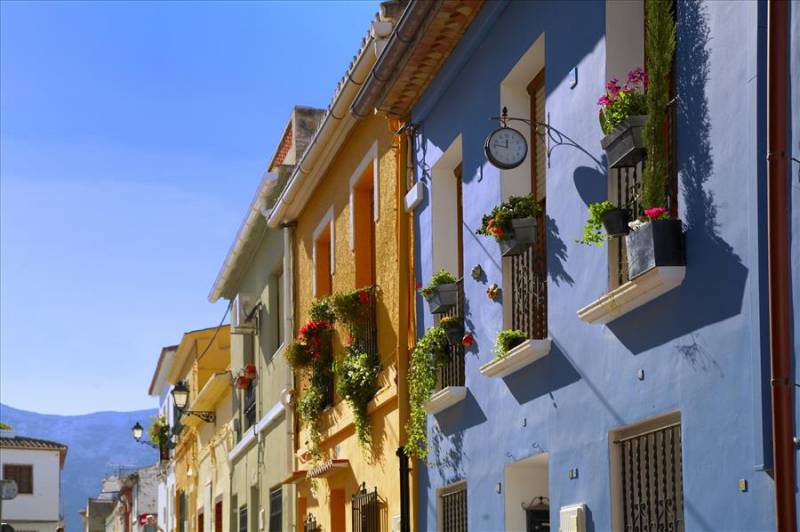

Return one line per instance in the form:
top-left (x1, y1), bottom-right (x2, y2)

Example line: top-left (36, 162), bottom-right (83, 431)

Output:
top-left (476, 195), bottom-right (541, 242)
top-left (598, 67), bottom-right (647, 135)
top-left (461, 333), bottom-right (474, 348)
top-left (644, 207), bottom-right (668, 220)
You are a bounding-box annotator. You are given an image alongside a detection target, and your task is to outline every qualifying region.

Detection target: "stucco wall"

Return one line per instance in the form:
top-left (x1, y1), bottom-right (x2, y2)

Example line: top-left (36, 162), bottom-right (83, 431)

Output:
top-left (292, 112), bottom-right (402, 531)
top-left (0, 448), bottom-right (62, 522)
top-left (411, 0), bottom-right (777, 530)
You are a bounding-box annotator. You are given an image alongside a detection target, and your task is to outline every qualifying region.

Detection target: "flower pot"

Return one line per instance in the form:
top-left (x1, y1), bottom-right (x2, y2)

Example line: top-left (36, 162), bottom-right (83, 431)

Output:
top-left (625, 219), bottom-right (685, 280)
top-left (443, 321), bottom-right (465, 346)
top-left (425, 283), bottom-right (458, 314)
top-left (601, 115), bottom-right (647, 169)
top-left (600, 208), bottom-right (630, 237)
top-left (498, 217), bottom-right (538, 257)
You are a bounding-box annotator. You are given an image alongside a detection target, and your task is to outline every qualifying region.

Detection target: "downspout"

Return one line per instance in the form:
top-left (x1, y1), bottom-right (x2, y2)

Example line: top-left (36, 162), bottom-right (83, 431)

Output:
top-left (393, 117), bottom-right (412, 532)
top-left (766, 1), bottom-right (795, 530)
top-left (281, 222), bottom-right (297, 532)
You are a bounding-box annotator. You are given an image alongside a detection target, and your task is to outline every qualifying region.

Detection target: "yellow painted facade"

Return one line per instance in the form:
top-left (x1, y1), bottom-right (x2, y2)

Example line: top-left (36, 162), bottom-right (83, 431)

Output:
top-left (291, 113), bottom-right (413, 531)
top-left (168, 326), bottom-right (232, 532)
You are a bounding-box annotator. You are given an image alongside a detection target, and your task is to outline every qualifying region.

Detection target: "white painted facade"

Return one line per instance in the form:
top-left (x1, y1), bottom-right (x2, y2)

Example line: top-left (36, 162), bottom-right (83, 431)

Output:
top-left (0, 438), bottom-right (64, 531)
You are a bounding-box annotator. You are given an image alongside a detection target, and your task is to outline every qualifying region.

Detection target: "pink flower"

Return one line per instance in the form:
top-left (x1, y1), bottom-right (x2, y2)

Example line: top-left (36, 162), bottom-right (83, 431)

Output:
top-left (606, 78), bottom-right (621, 97)
top-left (597, 95), bottom-right (611, 107)
top-left (627, 67), bottom-right (645, 85)
top-left (644, 207), bottom-right (668, 220)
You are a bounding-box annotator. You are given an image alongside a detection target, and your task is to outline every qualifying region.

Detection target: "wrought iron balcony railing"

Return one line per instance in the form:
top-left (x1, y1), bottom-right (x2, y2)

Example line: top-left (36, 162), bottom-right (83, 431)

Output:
top-left (436, 278), bottom-right (465, 389)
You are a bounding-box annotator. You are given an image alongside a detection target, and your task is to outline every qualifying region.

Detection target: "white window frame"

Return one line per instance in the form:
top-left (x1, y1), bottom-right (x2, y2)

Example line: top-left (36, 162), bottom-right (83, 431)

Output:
top-left (348, 141), bottom-right (380, 251)
top-left (311, 206), bottom-right (335, 297)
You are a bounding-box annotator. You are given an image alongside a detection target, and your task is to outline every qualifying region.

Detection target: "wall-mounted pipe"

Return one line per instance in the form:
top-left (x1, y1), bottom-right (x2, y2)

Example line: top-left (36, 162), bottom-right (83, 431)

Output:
top-left (766, 0), bottom-right (795, 529)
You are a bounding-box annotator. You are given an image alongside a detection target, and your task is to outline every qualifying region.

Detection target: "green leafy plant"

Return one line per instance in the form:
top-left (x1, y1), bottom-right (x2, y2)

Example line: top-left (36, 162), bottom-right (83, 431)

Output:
top-left (642, 0), bottom-right (676, 209)
top-left (419, 270), bottom-right (457, 298)
top-left (335, 346), bottom-right (381, 450)
top-left (406, 325), bottom-right (450, 460)
top-left (309, 297), bottom-right (336, 323)
top-left (297, 383), bottom-right (327, 459)
top-left (332, 288), bottom-right (371, 325)
top-left (577, 201), bottom-right (616, 246)
top-left (0, 422), bottom-right (11, 430)
top-left (494, 329), bottom-right (528, 358)
top-left (598, 67), bottom-right (647, 135)
top-left (148, 415), bottom-right (169, 447)
top-left (476, 195), bottom-right (542, 242)
top-left (438, 316), bottom-right (461, 331)
top-left (285, 341), bottom-right (313, 369)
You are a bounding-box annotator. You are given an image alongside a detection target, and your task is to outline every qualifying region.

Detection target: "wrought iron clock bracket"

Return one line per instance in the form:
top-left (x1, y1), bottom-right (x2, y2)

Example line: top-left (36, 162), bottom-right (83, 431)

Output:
top-left (491, 106), bottom-right (603, 167)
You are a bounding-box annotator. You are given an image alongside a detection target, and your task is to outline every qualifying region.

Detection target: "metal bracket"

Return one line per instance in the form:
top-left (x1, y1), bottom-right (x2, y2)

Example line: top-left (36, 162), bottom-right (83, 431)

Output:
top-left (184, 410), bottom-right (216, 423)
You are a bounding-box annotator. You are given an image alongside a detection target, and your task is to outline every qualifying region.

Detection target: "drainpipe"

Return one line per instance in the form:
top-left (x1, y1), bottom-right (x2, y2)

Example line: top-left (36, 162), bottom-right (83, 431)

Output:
top-left (281, 222), bottom-right (297, 532)
top-left (766, 1), bottom-right (795, 530)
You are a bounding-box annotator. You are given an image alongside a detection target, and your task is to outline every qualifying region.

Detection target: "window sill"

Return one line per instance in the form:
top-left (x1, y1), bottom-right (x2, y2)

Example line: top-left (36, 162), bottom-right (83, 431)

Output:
top-left (577, 266), bottom-right (686, 324)
top-left (479, 339), bottom-right (551, 379)
top-left (424, 386), bottom-right (467, 415)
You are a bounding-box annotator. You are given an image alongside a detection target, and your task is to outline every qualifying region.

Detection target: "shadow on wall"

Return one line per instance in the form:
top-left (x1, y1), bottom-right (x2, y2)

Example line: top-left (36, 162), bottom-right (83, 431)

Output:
top-left (607, 0), bottom-right (748, 355)
top-left (505, 342), bottom-right (581, 405)
top-left (430, 390), bottom-right (487, 485)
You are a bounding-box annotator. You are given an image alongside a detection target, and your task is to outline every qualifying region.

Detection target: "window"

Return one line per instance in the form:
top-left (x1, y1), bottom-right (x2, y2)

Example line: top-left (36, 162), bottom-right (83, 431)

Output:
top-left (239, 505), bottom-right (248, 532)
top-left (351, 485), bottom-right (379, 532)
top-left (244, 335), bottom-right (257, 430)
top-left (2, 464), bottom-right (33, 494)
top-left (352, 160), bottom-right (376, 289)
top-left (439, 482), bottom-right (467, 532)
top-left (606, 0), bottom-right (677, 288)
top-left (269, 486), bottom-right (282, 532)
top-left (508, 69), bottom-right (547, 340)
top-left (214, 500), bottom-right (223, 532)
top-left (250, 486), bottom-right (260, 532)
top-left (611, 413), bottom-right (684, 531)
top-left (198, 511), bottom-right (204, 532)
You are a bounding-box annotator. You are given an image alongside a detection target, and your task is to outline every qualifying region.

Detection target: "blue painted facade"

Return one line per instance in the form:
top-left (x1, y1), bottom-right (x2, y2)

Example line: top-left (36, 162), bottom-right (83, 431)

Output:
top-left (410, 1), bottom-right (798, 530)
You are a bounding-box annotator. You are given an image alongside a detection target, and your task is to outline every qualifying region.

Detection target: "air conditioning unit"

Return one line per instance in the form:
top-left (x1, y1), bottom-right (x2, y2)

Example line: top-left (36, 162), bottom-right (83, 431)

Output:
top-left (231, 293), bottom-right (257, 334)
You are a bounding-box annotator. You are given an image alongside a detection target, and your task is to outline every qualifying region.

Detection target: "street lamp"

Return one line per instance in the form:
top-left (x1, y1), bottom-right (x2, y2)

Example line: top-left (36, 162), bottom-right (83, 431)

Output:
top-left (130, 422), bottom-right (157, 449)
top-left (171, 381), bottom-right (190, 410)
top-left (171, 381), bottom-right (215, 423)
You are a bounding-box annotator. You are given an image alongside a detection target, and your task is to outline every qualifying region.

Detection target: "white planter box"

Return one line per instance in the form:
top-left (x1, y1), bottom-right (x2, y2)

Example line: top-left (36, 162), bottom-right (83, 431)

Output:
top-left (577, 266), bottom-right (685, 324)
top-left (479, 339), bottom-right (551, 379)
top-left (424, 386), bottom-right (467, 415)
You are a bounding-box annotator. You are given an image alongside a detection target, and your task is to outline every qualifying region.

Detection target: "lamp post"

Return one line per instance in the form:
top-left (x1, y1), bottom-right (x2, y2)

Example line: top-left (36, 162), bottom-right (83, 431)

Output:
top-left (171, 381), bottom-right (216, 423)
top-left (130, 422), bottom-right (158, 449)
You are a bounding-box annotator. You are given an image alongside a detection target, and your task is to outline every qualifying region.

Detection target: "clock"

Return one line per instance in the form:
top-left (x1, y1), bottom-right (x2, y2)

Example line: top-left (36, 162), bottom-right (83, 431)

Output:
top-left (484, 126), bottom-right (528, 170)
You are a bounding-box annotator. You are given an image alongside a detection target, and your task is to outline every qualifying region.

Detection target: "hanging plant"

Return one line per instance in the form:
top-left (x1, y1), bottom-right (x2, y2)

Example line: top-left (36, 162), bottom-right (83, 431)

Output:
top-left (577, 201), bottom-right (627, 246)
top-left (148, 415), bottom-right (170, 447)
top-left (406, 325), bottom-right (450, 460)
top-left (641, 0), bottom-right (676, 210)
top-left (297, 383), bottom-right (327, 459)
top-left (332, 287), bottom-right (371, 324)
top-left (309, 297), bottom-right (336, 323)
top-left (335, 345), bottom-right (381, 450)
top-left (286, 340), bottom-right (313, 369)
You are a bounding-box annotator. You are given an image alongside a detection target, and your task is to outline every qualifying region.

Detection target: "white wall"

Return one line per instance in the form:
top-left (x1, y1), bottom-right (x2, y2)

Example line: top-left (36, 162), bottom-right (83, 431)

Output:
top-left (504, 453), bottom-right (549, 532)
top-left (0, 448), bottom-right (62, 522)
top-left (430, 135), bottom-right (463, 276)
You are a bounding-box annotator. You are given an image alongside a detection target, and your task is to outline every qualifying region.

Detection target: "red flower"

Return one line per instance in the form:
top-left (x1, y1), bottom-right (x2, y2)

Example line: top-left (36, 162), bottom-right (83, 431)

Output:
top-left (243, 363), bottom-right (257, 379)
top-left (358, 291), bottom-right (370, 305)
top-left (644, 207), bottom-right (668, 220)
top-left (236, 375), bottom-right (250, 390)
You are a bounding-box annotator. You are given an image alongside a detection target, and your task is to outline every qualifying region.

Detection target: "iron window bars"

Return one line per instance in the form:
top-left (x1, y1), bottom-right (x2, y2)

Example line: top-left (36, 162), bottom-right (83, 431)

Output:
top-left (509, 209), bottom-right (547, 339)
top-left (436, 278), bottom-right (465, 389)
top-left (440, 483), bottom-right (468, 532)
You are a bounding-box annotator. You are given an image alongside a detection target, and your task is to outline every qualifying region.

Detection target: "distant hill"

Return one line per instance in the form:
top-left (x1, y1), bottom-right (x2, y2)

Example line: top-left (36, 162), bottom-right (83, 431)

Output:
top-left (0, 403), bottom-right (158, 532)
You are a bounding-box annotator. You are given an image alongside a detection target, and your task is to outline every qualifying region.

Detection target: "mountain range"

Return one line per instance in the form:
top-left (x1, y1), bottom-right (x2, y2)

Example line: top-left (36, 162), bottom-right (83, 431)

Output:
top-left (0, 402), bottom-right (158, 532)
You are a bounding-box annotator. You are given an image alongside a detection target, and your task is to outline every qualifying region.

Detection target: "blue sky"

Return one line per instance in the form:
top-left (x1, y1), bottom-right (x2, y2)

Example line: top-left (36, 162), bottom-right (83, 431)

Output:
top-left (0, 0), bottom-right (379, 415)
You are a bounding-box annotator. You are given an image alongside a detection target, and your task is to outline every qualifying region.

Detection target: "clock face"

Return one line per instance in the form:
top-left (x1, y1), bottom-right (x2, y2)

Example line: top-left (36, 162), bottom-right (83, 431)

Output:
top-left (484, 127), bottom-right (528, 170)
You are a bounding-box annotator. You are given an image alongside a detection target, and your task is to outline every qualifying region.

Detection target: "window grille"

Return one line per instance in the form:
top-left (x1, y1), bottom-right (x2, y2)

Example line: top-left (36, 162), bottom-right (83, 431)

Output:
top-left (239, 506), bottom-right (248, 532)
top-left (440, 483), bottom-right (467, 532)
top-left (303, 514), bottom-right (318, 532)
top-left (244, 379), bottom-right (257, 429)
top-left (269, 487), bottom-right (282, 532)
top-left (2, 464), bottom-right (33, 494)
top-left (351, 483), bottom-right (379, 532)
top-left (509, 210), bottom-right (547, 339)
top-left (350, 286), bottom-right (378, 359)
top-left (436, 279), bottom-right (465, 389)
top-left (616, 423), bottom-right (684, 532)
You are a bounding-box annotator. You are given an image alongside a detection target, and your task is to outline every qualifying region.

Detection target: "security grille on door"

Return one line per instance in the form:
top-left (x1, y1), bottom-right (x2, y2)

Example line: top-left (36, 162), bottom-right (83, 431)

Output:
top-left (616, 423), bottom-right (684, 532)
top-left (509, 216), bottom-right (547, 340)
top-left (351, 483), bottom-right (379, 532)
top-left (239, 506), bottom-right (248, 532)
top-left (440, 483), bottom-right (467, 532)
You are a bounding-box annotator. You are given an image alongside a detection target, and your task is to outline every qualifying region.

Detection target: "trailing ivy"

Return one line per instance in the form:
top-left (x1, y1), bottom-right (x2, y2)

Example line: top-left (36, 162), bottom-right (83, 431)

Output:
top-left (642, 0), bottom-right (676, 209)
top-left (576, 201), bottom-right (616, 246)
top-left (297, 382), bottom-right (326, 459)
top-left (335, 345), bottom-right (381, 450)
top-left (406, 325), bottom-right (450, 460)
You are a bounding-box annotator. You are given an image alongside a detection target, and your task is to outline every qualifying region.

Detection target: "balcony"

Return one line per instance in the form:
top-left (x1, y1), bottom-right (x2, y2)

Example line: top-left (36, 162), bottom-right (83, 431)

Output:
top-left (425, 279), bottom-right (466, 415)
